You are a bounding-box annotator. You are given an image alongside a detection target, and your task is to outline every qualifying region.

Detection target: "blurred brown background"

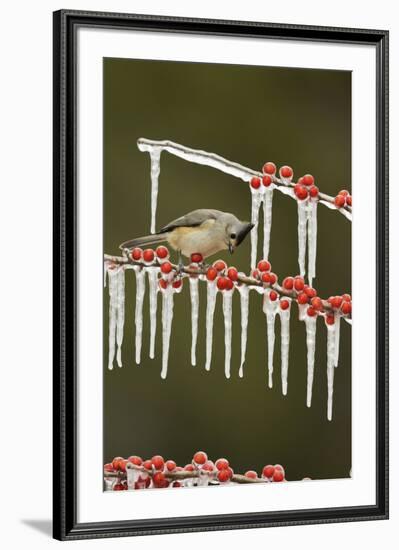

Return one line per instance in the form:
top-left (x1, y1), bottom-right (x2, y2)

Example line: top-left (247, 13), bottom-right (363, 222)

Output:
top-left (103, 58), bottom-right (351, 481)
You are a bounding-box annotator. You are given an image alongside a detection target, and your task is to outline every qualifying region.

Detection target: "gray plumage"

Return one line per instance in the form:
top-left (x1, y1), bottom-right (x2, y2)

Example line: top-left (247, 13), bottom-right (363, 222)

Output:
top-left (119, 208), bottom-right (254, 259)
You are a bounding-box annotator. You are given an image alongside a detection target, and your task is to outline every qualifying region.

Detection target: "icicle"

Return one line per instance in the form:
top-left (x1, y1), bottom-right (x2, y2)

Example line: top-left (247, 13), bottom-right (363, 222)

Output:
top-left (205, 281), bottom-right (217, 371)
top-left (160, 285), bottom-right (175, 379)
top-left (326, 322), bottom-right (336, 421)
top-left (149, 147), bottom-right (161, 234)
top-left (303, 313), bottom-right (317, 407)
top-left (262, 188), bottom-right (274, 260)
top-left (189, 277), bottom-right (199, 366)
top-left (262, 289), bottom-right (279, 388)
top-left (307, 200), bottom-right (318, 286)
top-left (297, 200), bottom-right (308, 277)
top-left (107, 267), bottom-right (119, 370)
top-left (133, 266), bottom-right (146, 365)
top-left (147, 267), bottom-right (160, 359)
top-left (116, 267), bottom-right (125, 367)
top-left (334, 314), bottom-right (341, 368)
top-left (343, 317), bottom-right (352, 325)
top-left (277, 298), bottom-right (292, 395)
top-left (238, 285), bottom-right (250, 378)
top-left (250, 189), bottom-right (262, 269)
top-left (104, 261), bottom-right (108, 288)
top-left (222, 290), bottom-right (233, 379)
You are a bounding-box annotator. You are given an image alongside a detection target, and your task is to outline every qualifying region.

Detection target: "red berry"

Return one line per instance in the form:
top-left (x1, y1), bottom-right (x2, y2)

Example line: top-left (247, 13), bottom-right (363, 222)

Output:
top-left (213, 260), bottom-right (227, 272)
top-left (143, 459), bottom-right (153, 470)
top-left (158, 279), bottom-right (168, 290)
top-left (262, 465), bottom-right (275, 478)
top-left (273, 469), bottom-right (285, 482)
top-left (225, 278), bottom-right (234, 291)
top-left (127, 455), bottom-right (143, 466)
top-left (206, 267), bottom-right (218, 281)
top-left (280, 165), bottom-right (293, 179)
top-left (311, 297), bottom-right (323, 311)
top-left (269, 290), bottom-right (278, 301)
top-left (217, 277), bottom-right (229, 291)
top-left (257, 260), bottom-right (271, 272)
top-left (156, 246), bottom-right (169, 259)
top-left (113, 483), bottom-right (127, 491)
top-left (326, 314), bottom-right (335, 325)
top-left (152, 471), bottom-right (166, 487)
top-left (143, 249), bottom-right (155, 262)
top-left (334, 195), bottom-right (346, 208)
top-left (309, 185), bottom-right (319, 198)
top-left (304, 286), bottom-right (317, 298)
top-left (342, 293), bottom-right (351, 302)
top-left (294, 184), bottom-right (309, 200)
top-left (263, 162), bottom-right (276, 175)
top-left (251, 269), bottom-right (260, 279)
top-left (131, 248), bottom-right (143, 261)
top-left (245, 470), bottom-right (258, 479)
top-left (217, 469), bottom-right (232, 482)
top-left (215, 458), bottom-right (229, 471)
top-left (160, 261), bottom-right (173, 274)
top-left (282, 277), bottom-right (294, 290)
top-left (227, 267), bottom-right (239, 281)
top-left (165, 460), bottom-right (177, 472)
top-left (172, 481), bottom-right (182, 488)
top-left (341, 301), bottom-right (352, 315)
top-left (193, 451), bottom-right (208, 465)
top-left (302, 174), bottom-right (314, 186)
top-left (331, 296), bottom-right (343, 309)
top-left (280, 299), bottom-right (290, 310)
top-left (261, 272), bottom-right (272, 284)
top-left (112, 457), bottom-right (124, 471)
top-left (338, 189), bottom-right (349, 196)
top-left (151, 455), bottom-right (164, 471)
top-left (172, 279), bottom-right (183, 289)
top-left (191, 253), bottom-right (203, 263)
top-left (118, 459), bottom-right (128, 472)
top-left (104, 463), bottom-right (114, 472)
top-left (346, 195), bottom-right (352, 206)
top-left (294, 276), bottom-right (305, 291)
top-left (250, 176), bottom-right (261, 189)
top-left (184, 464), bottom-right (195, 472)
top-left (262, 174), bottom-right (273, 187)
top-left (268, 272), bottom-right (277, 285)
top-left (297, 292), bottom-right (309, 304)
top-left (307, 306), bottom-right (317, 317)
top-left (202, 460), bottom-right (215, 472)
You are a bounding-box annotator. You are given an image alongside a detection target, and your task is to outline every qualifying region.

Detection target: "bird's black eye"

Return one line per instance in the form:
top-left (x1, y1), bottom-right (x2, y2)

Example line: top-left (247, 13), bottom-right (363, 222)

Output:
top-left (230, 233), bottom-right (236, 239)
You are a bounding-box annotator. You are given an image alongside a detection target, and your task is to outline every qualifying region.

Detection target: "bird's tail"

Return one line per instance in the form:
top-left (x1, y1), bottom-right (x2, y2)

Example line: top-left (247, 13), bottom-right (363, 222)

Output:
top-left (119, 233), bottom-right (167, 251)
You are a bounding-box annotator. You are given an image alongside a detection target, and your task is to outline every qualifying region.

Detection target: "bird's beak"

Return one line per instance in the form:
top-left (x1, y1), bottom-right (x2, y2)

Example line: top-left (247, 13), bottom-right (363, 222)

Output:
top-left (228, 243), bottom-right (234, 254)
top-left (235, 223), bottom-right (255, 247)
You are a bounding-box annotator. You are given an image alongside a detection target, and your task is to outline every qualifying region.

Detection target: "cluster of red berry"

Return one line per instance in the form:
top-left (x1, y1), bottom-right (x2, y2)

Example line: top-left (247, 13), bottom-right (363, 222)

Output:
top-left (334, 189), bottom-right (352, 208)
top-left (206, 260), bottom-right (237, 291)
top-left (130, 245), bottom-right (170, 264)
top-left (104, 451), bottom-right (287, 491)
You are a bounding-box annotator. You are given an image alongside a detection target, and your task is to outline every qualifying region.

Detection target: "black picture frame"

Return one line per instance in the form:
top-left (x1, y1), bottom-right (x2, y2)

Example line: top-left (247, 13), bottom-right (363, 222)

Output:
top-left (53, 9), bottom-right (389, 541)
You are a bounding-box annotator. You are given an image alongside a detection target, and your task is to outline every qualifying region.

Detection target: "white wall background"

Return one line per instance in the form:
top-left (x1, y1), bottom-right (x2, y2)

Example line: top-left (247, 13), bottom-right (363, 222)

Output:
top-left (0, 1), bottom-right (396, 548)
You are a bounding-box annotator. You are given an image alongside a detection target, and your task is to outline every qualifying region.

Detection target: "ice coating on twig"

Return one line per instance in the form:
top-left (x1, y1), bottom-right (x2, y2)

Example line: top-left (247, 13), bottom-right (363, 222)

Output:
top-left (262, 188), bottom-right (274, 260)
top-left (319, 200), bottom-right (352, 221)
top-left (277, 298), bottom-right (292, 395)
top-left (250, 189), bottom-right (262, 269)
top-left (107, 267), bottom-right (119, 370)
top-left (297, 200), bottom-right (308, 277)
top-left (132, 266), bottom-right (146, 365)
top-left (160, 285), bottom-right (175, 379)
top-left (205, 281), bottom-right (217, 371)
top-left (116, 267), bottom-right (125, 367)
top-left (147, 267), bottom-right (160, 359)
top-left (326, 322), bottom-right (336, 420)
top-left (307, 200), bottom-right (318, 287)
top-left (222, 290), bottom-right (233, 379)
top-left (189, 277), bottom-right (199, 366)
top-left (238, 285), bottom-right (250, 378)
top-left (263, 289), bottom-right (279, 388)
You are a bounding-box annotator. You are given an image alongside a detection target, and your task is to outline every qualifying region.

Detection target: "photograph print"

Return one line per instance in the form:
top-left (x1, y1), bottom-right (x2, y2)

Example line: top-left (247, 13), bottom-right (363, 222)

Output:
top-left (103, 57), bottom-right (352, 492)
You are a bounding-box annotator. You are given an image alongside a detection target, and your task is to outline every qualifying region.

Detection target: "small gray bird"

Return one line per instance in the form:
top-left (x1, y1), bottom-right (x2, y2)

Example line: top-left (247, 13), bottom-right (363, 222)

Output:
top-left (119, 209), bottom-right (254, 259)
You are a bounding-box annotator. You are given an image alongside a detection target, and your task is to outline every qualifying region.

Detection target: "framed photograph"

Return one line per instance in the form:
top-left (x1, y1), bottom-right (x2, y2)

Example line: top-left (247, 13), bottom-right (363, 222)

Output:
top-left (53, 9), bottom-right (389, 540)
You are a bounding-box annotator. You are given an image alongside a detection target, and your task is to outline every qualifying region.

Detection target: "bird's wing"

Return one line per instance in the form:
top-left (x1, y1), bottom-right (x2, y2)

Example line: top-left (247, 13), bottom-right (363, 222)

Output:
top-left (159, 209), bottom-right (223, 233)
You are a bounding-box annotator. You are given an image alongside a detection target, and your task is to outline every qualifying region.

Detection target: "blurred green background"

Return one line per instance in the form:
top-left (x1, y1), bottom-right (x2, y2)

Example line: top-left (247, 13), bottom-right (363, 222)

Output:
top-left (103, 58), bottom-right (351, 481)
